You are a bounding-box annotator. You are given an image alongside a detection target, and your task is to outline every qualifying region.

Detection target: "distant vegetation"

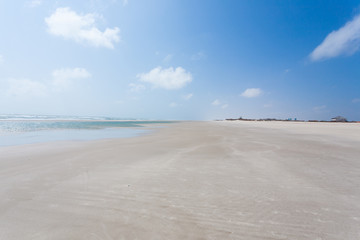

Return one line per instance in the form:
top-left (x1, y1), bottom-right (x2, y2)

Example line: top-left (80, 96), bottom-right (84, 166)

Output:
top-left (225, 116), bottom-right (357, 123)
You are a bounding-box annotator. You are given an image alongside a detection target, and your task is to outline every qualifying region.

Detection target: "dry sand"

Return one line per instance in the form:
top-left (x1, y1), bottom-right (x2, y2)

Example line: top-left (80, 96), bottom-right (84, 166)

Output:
top-left (0, 121), bottom-right (359, 239)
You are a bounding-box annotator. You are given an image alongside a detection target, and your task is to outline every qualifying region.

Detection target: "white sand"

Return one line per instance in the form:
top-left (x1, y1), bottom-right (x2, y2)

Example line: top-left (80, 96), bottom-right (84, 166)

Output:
top-left (0, 121), bottom-right (359, 239)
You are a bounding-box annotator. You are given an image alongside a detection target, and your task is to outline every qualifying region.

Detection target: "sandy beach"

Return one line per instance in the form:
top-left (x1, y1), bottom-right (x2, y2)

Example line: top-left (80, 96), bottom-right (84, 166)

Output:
top-left (0, 121), bottom-right (359, 239)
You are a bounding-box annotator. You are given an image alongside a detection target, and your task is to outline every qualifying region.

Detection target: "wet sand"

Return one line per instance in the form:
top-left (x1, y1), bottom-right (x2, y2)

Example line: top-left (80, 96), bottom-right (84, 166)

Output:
top-left (0, 121), bottom-right (359, 239)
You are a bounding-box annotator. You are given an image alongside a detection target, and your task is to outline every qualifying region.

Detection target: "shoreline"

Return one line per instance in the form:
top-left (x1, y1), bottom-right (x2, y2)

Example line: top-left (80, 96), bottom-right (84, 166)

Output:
top-left (1, 121), bottom-right (359, 239)
top-left (0, 121), bottom-right (177, 147)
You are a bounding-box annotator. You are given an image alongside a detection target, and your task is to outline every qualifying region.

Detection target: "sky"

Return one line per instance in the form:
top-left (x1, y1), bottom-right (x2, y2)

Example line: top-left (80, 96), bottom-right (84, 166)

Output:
top-left (0, 0), bottom-right (360, 120)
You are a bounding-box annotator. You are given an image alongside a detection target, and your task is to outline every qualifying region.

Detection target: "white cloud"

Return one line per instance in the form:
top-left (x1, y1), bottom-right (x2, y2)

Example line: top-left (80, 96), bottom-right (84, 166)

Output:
top-left (264, 103), bottom-right (272, 108)
top-left (26, 0), bottom-right (42, 7)
top-left (310, 14), bottom-right (360, 61)
top-left (137, 66), bottom-right (192, 90)
top-left (191, 51), bottom-right (206, 61)
top-left (212, 99), bottom-right (228, 109)
top-left (169, 102), bottom-right (177, 108)
top-left (163, 54), bottom-right (173, 63)
top-left (6, 78), bottom-right (47, 97)
top-left (129, 83), bottom-right (145, 92)
top-left (241, 88), bottom-right (262, 98)
top-left (52, 68), bottom-right (91, 90)
top-left (212, 99), bottom-right (220, 106)
top-left (284, 69), bottom-right (291, 73)
top-left (4, 68), bottom-right (90, 98)
top-left (45, 7), bottom-right (120, 49)
top-left (183, 93), bottom-right (193, 100)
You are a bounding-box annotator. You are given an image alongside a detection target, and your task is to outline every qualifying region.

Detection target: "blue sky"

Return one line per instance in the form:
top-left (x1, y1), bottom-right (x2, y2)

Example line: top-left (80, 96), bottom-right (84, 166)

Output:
top-left (0, 0), bottom-right (360, 120)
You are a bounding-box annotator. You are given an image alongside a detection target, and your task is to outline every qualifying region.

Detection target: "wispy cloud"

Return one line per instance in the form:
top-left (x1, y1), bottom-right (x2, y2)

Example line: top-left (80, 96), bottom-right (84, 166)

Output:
top-left (191, 51), bottom-right (206, 61)
top-left (123, 0), bottom-right (128, 6)
top-left (129, 83), bottom-right (145, 92)
top-left (183, 93), bottom-right (193, 100)
top-left (352, 98), bottom-right (360, 103)
top-left (310, 14), bottom-right (360, 61)
top-left (211, 99), bottom-right (228, 109)
top-left (4, 68), bottom-right (90, 97)
top-left (45, 7), bottom-right (120, 49)
top-left (264, 103), bottom-right (272, 108)
top-left (52, 68), bottom-right (91, 90)
top-left (25, 0), bottom-right (42, 8)
top-left (163, 54), bottom-right (173, 63)
top-left (221, 104), bottom-right (228, 109)
top-left (212, 99), bottom-right (221, 106)
top-left (6, 78), bottom-right (47, 97)
top-left (169, 102), bottom-right (177, 108)
top-left (137, 66), bottom-right (192, 90)
top-left (284, 69), bottom-right (291, 74)
top-left (240, 88), bottom-right (262, 98)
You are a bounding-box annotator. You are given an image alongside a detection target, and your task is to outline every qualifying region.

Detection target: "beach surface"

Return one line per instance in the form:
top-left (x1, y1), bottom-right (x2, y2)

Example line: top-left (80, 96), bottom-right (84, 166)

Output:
top-left (0, 121), bottom-right (359, 239)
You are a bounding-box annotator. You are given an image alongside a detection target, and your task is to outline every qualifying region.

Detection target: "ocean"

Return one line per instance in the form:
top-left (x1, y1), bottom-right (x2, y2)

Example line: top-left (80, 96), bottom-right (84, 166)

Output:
top-left (0, 114), bottom-right (171, 147)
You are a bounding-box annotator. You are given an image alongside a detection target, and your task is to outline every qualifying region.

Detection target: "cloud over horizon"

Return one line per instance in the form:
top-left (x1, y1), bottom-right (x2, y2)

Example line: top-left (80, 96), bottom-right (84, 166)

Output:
top-left (240, 88), bottom-right (262, 98)
top-left (6, 78), bottom-right (47, 98)
top-left (52, 68), bottom-right (91, 90)
top-left (45, 7), bottom-right (120, 49)
top-left (310, 14), bottom-right (360, 61)
top-left (3, 68), bottom-right (91, 98)
top-left (211, 99), bottom-right (228, 109)
top-left (137, 66), bottom-right (192, 90)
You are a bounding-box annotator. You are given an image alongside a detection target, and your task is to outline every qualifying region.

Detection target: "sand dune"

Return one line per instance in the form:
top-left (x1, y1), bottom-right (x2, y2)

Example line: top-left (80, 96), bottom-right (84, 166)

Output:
top-left (0, 121), bottom-right (359, 239)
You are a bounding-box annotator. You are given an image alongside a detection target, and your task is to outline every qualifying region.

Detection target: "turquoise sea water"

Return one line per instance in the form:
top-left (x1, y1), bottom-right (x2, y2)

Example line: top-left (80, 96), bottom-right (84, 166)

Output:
top-left (0, 115), bottom-right (171, 147)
